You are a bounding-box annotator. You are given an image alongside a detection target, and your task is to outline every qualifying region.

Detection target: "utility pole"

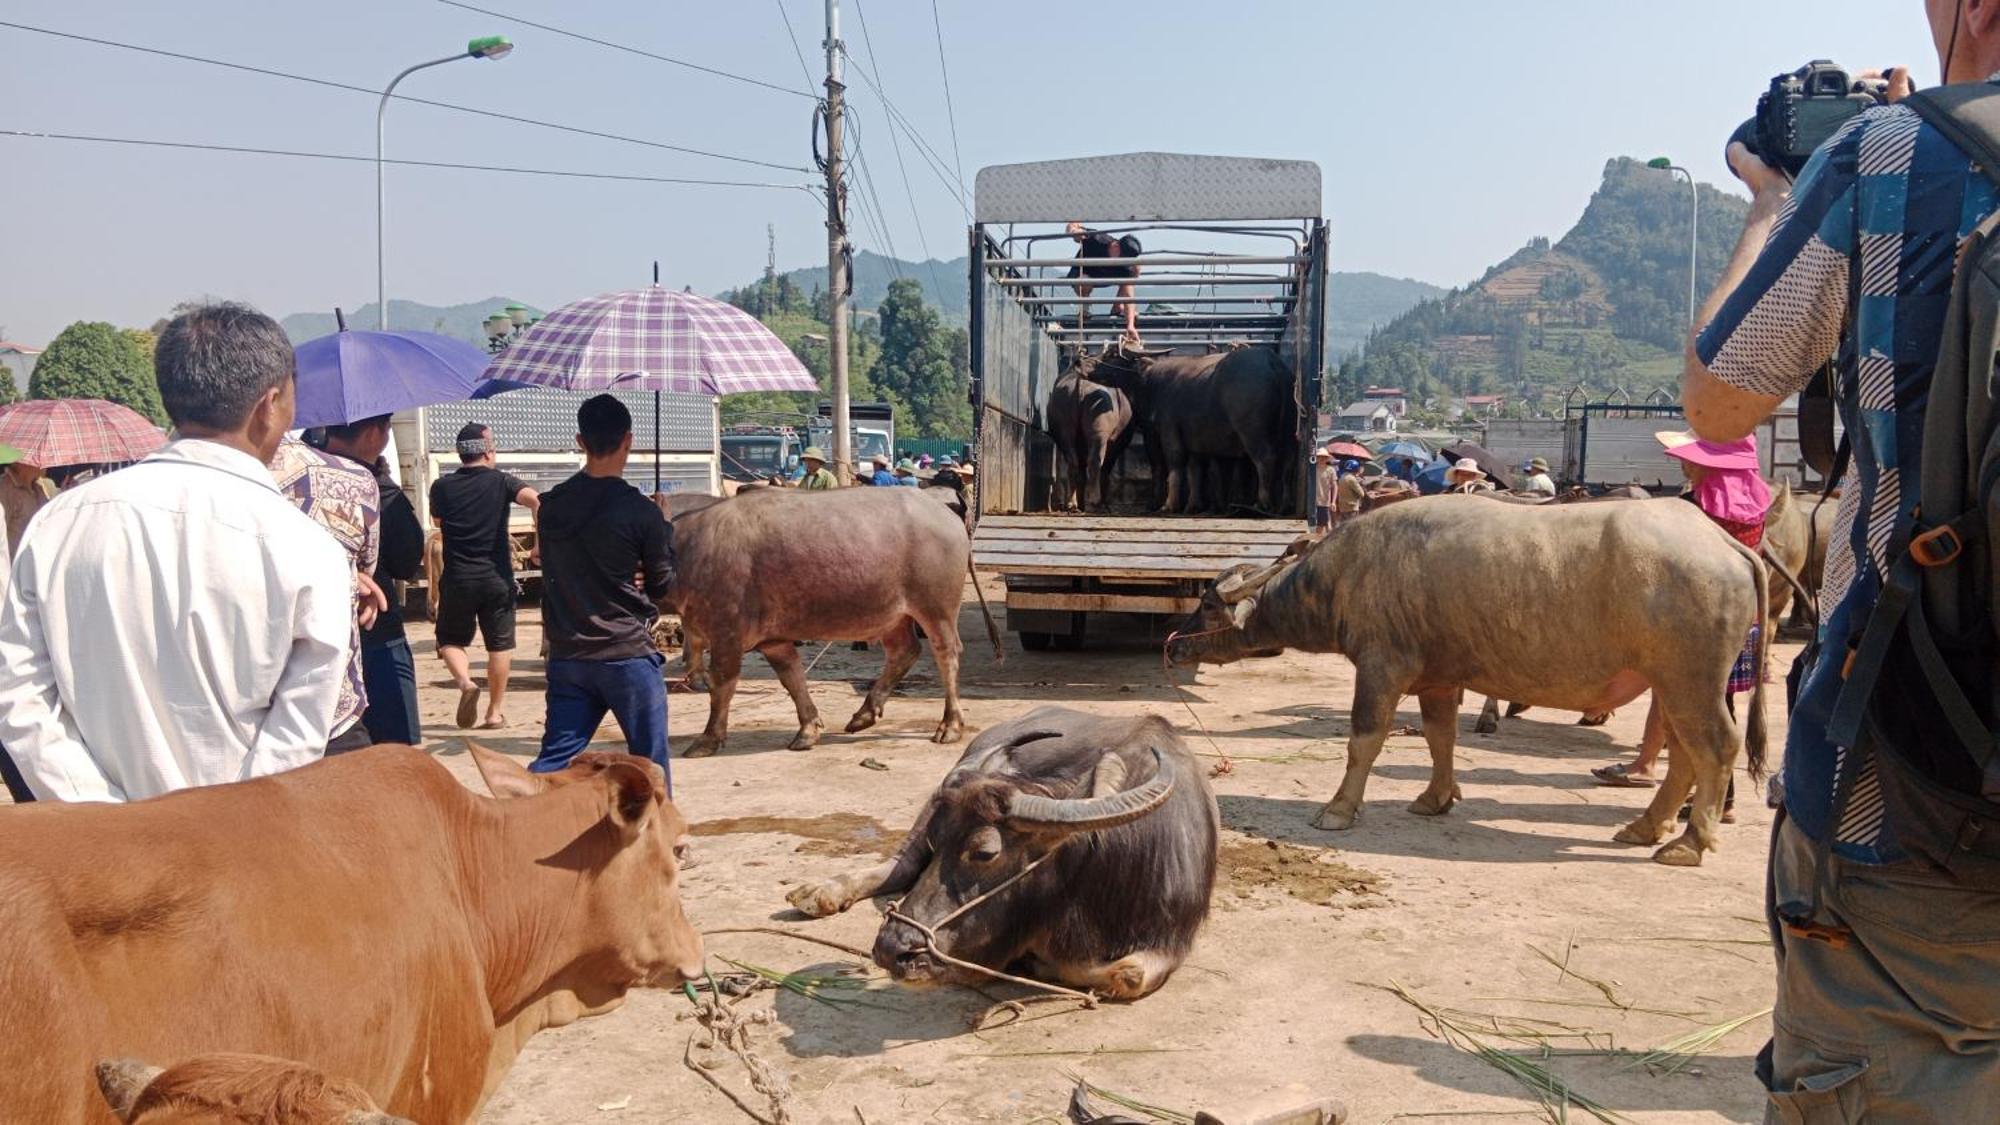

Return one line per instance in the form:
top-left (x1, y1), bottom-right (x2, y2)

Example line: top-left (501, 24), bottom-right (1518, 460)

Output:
top-left (824, 0), bottom-right (852, 484)
top-left (765, 223), bottom-right (778, 314)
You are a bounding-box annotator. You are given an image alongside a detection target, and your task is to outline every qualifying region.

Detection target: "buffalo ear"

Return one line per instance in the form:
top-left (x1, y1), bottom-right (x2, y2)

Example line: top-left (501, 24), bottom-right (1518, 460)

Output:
top-left (601, 760), bottom-right (658, 843)
top-left (469, 742), bottom-right (547, 801)
top-left (1230, 597), bottom-right (1258, 629)
top-left (95, 1058), bottom-right (163, 1122)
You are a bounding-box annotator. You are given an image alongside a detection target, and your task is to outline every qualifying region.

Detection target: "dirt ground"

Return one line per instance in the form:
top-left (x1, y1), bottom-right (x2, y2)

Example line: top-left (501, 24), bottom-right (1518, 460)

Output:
top-left (408, 581), bottom-right (1785, 1125)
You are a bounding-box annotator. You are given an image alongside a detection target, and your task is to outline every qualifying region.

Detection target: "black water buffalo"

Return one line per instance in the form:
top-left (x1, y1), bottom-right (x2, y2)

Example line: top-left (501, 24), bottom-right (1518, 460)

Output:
top-left (785, 706), bottom-right (1218, 1000)
top-left (1168, 496), bottom-right (1768, 866)
top-left (1077, 344), bottom-right (1295, 515)
top-left (659, 487), bottom-right (1000, 757)
top-left (1047, 367), bottom-right (1136, 512)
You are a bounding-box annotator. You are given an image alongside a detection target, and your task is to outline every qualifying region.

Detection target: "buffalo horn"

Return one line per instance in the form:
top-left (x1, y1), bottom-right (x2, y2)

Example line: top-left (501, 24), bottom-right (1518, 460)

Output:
top-left (1214, 560), bottom-right (1286, 604)
top-left (1005, 748), bottom-right (1173, 832)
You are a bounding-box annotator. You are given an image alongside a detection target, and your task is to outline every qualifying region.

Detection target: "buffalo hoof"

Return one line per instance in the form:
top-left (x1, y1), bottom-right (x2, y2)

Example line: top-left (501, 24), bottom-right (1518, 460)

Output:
top-left (844, 709), bottom-right (880, 735)
top-left (1651, 836), bottom-right (1707, 867)
top-left (1612, 817), bottom-right (1671, 847)
top-left (1408, 784), bottom-right (1462, 817)
top-left (1577, 712), bottom-right (1611, 727)
top-left (932, 716), bottom-right (966, 744)
top-left (682, 736), bottom-right (723, 759)
top-left (785, 882), bottom-right (847, 918)
top-left (1505, 701), bottom-right (1531, 718)
top-left (1310, 802), bottom-right (1357, 832)
top-left (787, 718), bottom-right (824, 752)
top-left (1472, 715), bottom-right (1498, 735)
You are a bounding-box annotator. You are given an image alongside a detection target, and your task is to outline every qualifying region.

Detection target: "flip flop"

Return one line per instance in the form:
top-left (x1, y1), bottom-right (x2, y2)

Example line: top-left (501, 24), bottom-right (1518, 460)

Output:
top-left (455, 686), bottom-right (479, 730)
top-left (476, 717), bottom-right (508, 731)
top-left (1591, 763), bottom-right (1658, 788)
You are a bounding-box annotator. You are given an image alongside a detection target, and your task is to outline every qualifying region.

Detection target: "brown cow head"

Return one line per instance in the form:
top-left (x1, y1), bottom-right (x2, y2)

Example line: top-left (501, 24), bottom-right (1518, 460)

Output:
top-left (96, 1054), bottom-right (411, 1124)
top-left (469, 745), bottom-right (706, 989)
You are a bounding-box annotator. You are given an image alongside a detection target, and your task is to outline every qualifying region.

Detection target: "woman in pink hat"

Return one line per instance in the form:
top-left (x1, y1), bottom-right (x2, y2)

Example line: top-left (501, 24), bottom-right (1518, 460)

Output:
top-left (1592, 431), bottom-right (1769, 817)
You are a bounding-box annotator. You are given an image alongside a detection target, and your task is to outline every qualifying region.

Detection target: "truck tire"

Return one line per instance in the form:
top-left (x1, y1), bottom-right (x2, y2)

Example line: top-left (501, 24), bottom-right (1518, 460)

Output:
top-left (1019, 631), bottom-right (1053, 652)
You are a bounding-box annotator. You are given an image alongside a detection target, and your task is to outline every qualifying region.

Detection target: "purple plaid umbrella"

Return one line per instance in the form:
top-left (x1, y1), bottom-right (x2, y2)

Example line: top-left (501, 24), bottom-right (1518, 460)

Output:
top-left (481, 286), bottom-right (816, 395)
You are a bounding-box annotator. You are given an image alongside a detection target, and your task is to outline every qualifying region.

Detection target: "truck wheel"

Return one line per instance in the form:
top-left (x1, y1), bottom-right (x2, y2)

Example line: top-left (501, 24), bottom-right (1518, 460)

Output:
top-left (1019, 631), bottom-right (1053, 652)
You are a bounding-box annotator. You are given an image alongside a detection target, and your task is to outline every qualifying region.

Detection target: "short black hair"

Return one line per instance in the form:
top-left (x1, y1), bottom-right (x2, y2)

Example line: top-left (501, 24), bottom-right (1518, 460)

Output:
top-left (577, 394), bottom-right (632, 457)
top-left (324, 413), bottom-right (393, 445)
top-left (456, 422), bottom-right (491, 463)
top-left (154, 302), bottom-right (295, 431)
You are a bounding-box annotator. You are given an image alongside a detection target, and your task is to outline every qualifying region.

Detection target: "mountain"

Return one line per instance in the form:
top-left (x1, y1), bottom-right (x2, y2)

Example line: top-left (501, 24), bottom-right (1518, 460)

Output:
top-left (279, 297), bottom-right (541, 345)
top-left (1335, 157), bottom-right (1751, 417)
top-left (1327, 272), bottom-right (1446, 356)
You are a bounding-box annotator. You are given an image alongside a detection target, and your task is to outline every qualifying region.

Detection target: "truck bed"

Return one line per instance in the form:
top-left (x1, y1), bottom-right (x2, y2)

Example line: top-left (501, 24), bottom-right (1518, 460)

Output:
top-left (973, 514), bottom-right (1304, 580)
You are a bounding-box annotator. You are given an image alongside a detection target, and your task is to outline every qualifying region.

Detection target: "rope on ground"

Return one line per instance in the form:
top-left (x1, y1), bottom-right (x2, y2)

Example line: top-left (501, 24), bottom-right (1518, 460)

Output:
top-left (1159, 626), bottom-right (1236, 776)
top-left (681, 976), bottom-right (797, 1125)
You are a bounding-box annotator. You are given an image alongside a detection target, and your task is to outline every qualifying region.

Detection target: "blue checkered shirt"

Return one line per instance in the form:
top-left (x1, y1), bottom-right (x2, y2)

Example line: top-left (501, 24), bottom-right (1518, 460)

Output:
top-left (1696, 96), bottom-right (2000, 862)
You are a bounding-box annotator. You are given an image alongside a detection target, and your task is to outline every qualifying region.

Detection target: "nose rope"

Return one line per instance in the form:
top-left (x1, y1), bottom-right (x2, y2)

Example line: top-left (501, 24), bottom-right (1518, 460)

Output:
top-left (1161, 626), bottom-right (1235, 775)
top-left (882, 843), bottom-right (1098, 1009)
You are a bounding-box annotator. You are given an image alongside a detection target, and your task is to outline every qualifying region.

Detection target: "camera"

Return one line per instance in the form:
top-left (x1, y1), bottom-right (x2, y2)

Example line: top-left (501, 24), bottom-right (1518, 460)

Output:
top-left (1730, 61), bottom-right (1890, 176)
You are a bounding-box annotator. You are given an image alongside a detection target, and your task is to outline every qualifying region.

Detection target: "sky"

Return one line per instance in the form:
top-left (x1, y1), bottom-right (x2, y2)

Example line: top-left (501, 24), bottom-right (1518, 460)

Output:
top-left (0, 1), bottom-right (1940, 346)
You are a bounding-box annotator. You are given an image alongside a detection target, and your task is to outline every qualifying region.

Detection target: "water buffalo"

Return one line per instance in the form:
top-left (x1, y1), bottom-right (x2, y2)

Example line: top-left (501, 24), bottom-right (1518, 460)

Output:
top-left (1761, 481), bottom-right (1831, 632)
top-left (1048, 367), bottom-right (1136, 512)
top-left (661, 487), bottom-right (1000, 757)
top-left (1077, 344), bottom-right (1295, 515)
top-left (1167, 496), bottom-right (1767, 865)
top-left (785, 706), bottom-right (1217, 1000)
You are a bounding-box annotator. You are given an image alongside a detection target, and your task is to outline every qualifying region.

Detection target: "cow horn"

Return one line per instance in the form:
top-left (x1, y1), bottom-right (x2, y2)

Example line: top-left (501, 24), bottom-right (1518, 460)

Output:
top-left (1005, 748), bottom-right (1173, 833)
top-left (1214, 560), bottom-right (1287, 604)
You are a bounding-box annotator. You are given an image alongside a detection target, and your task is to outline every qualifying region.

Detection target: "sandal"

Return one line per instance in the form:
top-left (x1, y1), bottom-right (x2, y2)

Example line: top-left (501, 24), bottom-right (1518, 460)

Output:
top-left (455, 686), bottom-right (480, 730)
top-left (1591, 762), bottom-right (1658, 788)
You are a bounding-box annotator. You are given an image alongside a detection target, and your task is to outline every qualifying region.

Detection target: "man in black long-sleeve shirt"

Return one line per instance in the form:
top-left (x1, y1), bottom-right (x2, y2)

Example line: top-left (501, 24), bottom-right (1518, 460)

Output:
top-left (530, 394), bottom-right (675, 785)
top-left (320, 415), bottom-right (427, 745)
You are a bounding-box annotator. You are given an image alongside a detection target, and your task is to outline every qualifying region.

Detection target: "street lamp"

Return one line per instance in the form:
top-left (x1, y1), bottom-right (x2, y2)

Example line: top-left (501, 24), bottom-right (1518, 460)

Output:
top-left (376, 36), bottom-right (513, 330)
top-left (1648, 157), bottom-right (1698, 330)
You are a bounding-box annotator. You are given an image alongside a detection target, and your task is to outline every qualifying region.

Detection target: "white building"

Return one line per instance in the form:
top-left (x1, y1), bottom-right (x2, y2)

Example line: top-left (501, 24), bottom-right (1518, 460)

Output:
top-left (0, 342), bottom-right (40, 398)
top-left (1333, 402), bottom-right (1397, 434)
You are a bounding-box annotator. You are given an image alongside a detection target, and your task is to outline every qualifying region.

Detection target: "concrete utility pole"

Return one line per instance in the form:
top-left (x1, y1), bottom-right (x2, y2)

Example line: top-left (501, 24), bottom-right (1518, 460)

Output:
top-left (824, 0), bottom-right (853, 484)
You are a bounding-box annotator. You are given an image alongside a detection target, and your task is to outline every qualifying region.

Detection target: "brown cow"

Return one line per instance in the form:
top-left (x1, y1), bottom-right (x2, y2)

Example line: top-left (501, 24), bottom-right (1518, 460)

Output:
top-left (95, 1054), bottom-right (409, 1124)
top-left (0, 745), bottom-right (703, 1124)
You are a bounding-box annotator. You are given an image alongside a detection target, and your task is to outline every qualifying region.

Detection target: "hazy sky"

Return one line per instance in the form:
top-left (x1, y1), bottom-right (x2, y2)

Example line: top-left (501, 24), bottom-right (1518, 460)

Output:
top-left (0, 1), bottom-right (1938, 345)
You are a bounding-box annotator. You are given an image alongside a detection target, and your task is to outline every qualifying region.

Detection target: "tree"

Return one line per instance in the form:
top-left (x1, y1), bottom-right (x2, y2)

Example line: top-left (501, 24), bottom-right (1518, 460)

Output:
top-left (31, 321), bottom-right (165, 423)
top-left (869, 279), bottom-right (969, 440)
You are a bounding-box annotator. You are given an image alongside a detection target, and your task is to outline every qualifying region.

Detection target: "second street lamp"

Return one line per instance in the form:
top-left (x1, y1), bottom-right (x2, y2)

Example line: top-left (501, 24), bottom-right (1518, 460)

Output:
top-left (1648, 157), bottom-right (1698, 331)
top-left (376, 36), bottom-right (514, 330)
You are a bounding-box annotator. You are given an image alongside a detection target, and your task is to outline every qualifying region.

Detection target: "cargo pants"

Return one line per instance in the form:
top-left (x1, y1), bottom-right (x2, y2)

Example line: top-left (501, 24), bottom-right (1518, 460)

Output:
top-left (1763, 813), bottom-right (2000, 1121)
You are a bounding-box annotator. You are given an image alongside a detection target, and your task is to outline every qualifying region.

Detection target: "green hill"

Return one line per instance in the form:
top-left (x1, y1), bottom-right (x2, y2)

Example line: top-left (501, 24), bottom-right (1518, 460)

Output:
top-left (1336, 157), bottom-right (1751, 417)
top-left (279, 297), bottom-right (541, 345)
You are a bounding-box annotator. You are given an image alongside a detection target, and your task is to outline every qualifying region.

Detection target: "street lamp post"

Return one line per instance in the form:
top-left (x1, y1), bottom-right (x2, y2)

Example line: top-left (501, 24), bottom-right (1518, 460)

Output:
top-left (1648, 157), bottom-right (1698, 330)
top-left (376, 35), bottom-right (513, 330)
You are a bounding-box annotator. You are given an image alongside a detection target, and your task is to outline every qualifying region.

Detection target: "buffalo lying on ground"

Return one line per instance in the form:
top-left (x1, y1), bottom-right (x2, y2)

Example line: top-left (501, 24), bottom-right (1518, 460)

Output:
top-left (1168, 496), bottom-right (1767, 865)
top-left (97, 1054), bottom-right (409, 1125)
top-left (659, 486), bottom-right (1000, 757)
top-left (1048, 366), bottom-right (1136, 512)
top-left (1076, 344), bottom-right (1295, 515)
top-left (786, 706), bottom-right (1218, 1000)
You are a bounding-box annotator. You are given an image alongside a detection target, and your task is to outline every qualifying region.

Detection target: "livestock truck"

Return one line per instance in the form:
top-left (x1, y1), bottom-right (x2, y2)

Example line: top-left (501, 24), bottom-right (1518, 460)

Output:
top-left (967, 152), bottom-right (1325, 650)
top-left (1485, 398), bottom-right (1838, 492)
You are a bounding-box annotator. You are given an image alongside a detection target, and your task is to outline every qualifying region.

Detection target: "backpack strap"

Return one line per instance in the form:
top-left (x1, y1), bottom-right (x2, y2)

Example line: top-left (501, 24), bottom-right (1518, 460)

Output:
top-left (1904, 83), bottom-right (2000, 191)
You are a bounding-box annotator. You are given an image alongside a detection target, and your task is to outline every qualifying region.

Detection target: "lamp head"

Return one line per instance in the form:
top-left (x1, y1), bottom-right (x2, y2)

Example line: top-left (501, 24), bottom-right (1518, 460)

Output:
top-left (1646, 157), bottom-right (1674, 170)
top-left (468, 35), bottom-right (514, 60)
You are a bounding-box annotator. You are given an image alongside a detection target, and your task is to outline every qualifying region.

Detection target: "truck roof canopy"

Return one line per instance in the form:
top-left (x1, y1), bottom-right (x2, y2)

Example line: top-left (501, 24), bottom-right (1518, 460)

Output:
top-left (973, 152), bottom-right (1322, 224)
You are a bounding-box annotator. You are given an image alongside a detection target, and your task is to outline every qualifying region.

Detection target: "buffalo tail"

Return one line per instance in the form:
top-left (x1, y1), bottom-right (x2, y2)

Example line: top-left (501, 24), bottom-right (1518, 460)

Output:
top-left (1745, 539), bottom-right (1769, 783)
top-left (967, 554), bottom-right (1004, 664)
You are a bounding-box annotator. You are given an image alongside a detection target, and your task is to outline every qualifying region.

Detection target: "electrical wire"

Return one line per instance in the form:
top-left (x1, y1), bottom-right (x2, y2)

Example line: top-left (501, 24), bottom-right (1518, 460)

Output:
top-left (840, 48), bottom-right (970, 218)
top-left (849, 0), bottom-right (946, 305)
top-left (844, 110), bottom-right (904, 275)
top-left (771, 0), bottom-right (818, 98)
top-left (927, 0), bottom-right (965, 191)
top-left (1, 129), bottom-right (817, 192)
top-left (436, 0), bottom-right (812, 99)
top-left (0, 18), bottom-right (809, 173)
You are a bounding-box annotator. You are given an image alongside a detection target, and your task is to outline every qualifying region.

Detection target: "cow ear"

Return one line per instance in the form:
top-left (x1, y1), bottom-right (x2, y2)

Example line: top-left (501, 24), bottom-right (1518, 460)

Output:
top-left (95, 1058), bottom-right (163, 1122)
top-left (602, 760), bottom-right (657, 842)
top-left (468, 741), bottom-right (547, 801)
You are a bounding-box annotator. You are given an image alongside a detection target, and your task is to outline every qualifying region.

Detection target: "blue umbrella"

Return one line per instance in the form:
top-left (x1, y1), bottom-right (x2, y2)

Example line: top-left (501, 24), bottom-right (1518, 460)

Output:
top-left (1377, 439), bottom-right (1430, 462)
top-left (1415, 458), bottom-right (1452, 495)
top-left (292, 330), bottom-right (498, 427)
top-left (471, 377), bottom-right (536, 399)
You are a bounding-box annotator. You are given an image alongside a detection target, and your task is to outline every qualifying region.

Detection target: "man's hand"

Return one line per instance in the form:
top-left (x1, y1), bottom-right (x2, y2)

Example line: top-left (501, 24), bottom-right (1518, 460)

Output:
top-left (1861, 66), bottom-right (1916, 103)
top-left (1726, 141), bottom-right (1791, 215)
top-left (355, 571), bottom-right (388, 631)
top-left (1066, 221), bottom-right (1086, 242)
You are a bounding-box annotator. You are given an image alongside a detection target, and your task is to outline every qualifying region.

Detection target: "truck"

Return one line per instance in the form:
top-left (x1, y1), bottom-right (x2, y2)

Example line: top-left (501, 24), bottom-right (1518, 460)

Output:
top-left (1540, 398), bottom-right (1839, 491)
top-left (811, 400), bottom-right (895, 471)
top-left (720, 424), bottom-right (805, 484)
top-left (966, 151), bottom-right (1325, 650)
top-left (393, 388), bottom-right (719, 590)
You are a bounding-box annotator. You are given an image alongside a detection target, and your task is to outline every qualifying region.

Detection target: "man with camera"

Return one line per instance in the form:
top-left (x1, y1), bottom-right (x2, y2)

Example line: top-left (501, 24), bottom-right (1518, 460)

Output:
top-left (1682, 5), bottom-right (2000, 1116)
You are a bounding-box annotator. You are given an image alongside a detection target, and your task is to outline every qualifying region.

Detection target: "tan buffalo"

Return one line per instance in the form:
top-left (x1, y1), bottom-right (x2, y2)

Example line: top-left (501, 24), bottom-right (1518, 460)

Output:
top-left (95, 1054), bottom-right (409, 1124)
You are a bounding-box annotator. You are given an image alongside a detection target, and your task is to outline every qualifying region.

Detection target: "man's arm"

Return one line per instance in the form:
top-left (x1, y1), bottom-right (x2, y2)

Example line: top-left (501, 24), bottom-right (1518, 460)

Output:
top-left (0, 547), bottom-right (113, 801)
top-left (246, 538), bottom-right (353, 772)
top-left (377, 489), bottom-right (424, 581)
top-left (640, 503), bottom-right (675, 602)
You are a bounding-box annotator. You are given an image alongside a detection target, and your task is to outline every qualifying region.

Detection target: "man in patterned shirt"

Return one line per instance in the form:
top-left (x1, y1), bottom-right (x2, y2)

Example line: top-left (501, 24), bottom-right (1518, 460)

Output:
top-left (270, 435), bottom-right (385, 754)
top-left (1682, 7), bottom-right (2000, 1115)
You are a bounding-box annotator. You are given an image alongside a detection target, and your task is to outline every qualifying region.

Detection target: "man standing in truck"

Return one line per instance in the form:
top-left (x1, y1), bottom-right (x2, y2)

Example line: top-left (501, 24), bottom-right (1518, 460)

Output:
top-left (1066, 221), bottom-right (1141, 344)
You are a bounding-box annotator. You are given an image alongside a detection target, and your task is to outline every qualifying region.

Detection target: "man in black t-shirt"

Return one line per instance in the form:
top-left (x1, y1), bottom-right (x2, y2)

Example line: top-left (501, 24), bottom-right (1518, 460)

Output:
top-left (531, 396), bottom-right (675, 785)
top-left (1066, 221), bottom-right (1141, 344)
top-left (428, 422), bottom-right (539, 730)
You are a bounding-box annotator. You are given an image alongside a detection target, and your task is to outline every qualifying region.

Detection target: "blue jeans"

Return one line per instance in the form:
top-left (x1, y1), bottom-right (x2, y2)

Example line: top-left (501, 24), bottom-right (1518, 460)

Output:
top-left (361, 637), bottom-right (422, 746)
top-left (534, 654), bottom-right (670, 790)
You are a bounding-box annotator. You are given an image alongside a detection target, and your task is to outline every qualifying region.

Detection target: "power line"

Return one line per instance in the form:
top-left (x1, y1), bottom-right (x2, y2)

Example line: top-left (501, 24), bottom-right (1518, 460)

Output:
top-left (771, 0), bottom-right (817, 97)
top-left (850, 0), bottom-right (945, 305)
top-left (0, 18), bottom-right (809, 173)
top-left (2, 130), bottom-right (816, 191)
top-left (437, 0), bottom-right (812, 99)
top-left (840, 47), bottom-right (969, 218)
top-left (928, 0), bottom-right (965, 190)
top-left (844, 110), bottom-right (903, 276)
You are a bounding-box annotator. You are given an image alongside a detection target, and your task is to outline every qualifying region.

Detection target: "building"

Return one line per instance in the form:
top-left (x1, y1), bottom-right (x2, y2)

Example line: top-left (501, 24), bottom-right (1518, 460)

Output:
top-left (1334, 401), bottom-right (1398, 434)
top-left (1456, 393), bottom-right (1507, 419)
top-left (0, 342), bottom-right (41, 398)
top-left (1361, 386), bottom-right (1410, 417)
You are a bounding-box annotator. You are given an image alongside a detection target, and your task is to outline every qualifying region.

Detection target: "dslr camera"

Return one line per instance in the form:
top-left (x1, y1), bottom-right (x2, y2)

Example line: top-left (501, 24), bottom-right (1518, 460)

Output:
top-left (1730, 60), bottom-right (1890, 176)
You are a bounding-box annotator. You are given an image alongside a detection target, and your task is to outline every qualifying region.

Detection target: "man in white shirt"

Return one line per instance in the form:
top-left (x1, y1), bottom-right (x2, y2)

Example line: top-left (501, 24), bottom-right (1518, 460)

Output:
top-left (0, 303), bottom-right (353, 802)
top-left (1520, 457), bottom-right (1557, 497)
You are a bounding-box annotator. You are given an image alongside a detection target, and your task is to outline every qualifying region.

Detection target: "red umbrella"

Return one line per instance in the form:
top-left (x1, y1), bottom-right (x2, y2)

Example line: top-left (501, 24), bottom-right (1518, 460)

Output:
top-left (1324, 441), bottom-right (1373, 460)
top-left (0, 399), bottom-right (167, 467)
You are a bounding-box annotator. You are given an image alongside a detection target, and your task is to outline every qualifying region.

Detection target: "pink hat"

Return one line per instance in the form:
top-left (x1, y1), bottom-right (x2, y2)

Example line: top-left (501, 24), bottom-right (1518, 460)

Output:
top-left (1656, 430), bottom-right (1759, 471)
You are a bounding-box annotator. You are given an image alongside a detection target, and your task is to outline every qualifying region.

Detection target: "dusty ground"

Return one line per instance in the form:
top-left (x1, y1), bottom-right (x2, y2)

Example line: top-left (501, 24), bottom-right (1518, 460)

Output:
top-left (404, 583), bottom-right (1784, 1125)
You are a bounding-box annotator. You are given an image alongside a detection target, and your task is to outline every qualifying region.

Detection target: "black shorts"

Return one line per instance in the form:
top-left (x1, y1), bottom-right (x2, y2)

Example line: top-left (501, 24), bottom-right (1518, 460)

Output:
top-left (436, 575), bottom-right (517, 652)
